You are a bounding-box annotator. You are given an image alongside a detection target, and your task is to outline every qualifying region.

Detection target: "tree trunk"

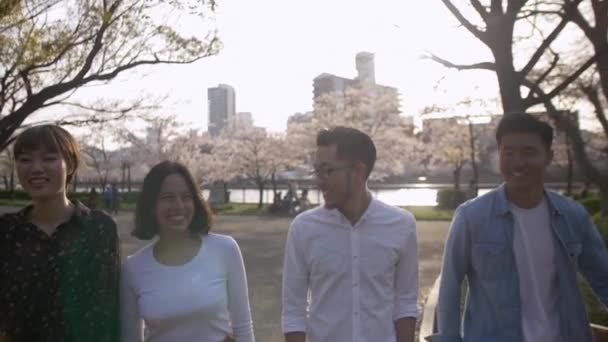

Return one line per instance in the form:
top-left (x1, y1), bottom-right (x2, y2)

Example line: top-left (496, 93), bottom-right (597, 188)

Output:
top-left (2, 175), bottom-right (8, 190)
top-left (71, 172), bottom-right (78, 193)
top-left (9, 168), bottom-right (14, 199)
top-left (127, 164), bottom-right (132, 194)
top-left (468, 120), bottom-right (479, 197)
top-left (222, 181), bottom-right (229, 204)
top-left (271, 172), bottom-right (277, 197)
top-left (453, 165), bottom-right (462, 191)
top-left (491, 25), bottom-right (525, 114)
top-left (565, 135), bottom-right (574, 196)
top-left (590, 39), bottom-right (608, 105)
top-left (121, 163), bottom-right (126, 191)
top-left (257, 181), bottom-right (265, 209)
top-left (100, 178), bottom-right (107, 193)
top-left (600, 183), bottom-right (608, 218)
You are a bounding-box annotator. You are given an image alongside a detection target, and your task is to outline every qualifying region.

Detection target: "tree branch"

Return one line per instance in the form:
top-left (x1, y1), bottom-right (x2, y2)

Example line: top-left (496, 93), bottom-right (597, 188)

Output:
top-left (423, 53), bottom-right (496, 71)
top-left (440, 0), bottom-right (488, 42)
top-left (471, 0), bottom-right (489, 20)
top-left (490, 0), bottom-right (504, 15)
top-left (0, 0), bottom-right (62, 33)
top-left (524, 51), bottom-right (559, 99)
top-left (580, 84), bottom-right (608, 137)
top-left (524, 78), bottom-right (604, 184)
top-left (519, 11), bottom-right (570, 78)
top-left (524, 53), bottom-right (599, 107)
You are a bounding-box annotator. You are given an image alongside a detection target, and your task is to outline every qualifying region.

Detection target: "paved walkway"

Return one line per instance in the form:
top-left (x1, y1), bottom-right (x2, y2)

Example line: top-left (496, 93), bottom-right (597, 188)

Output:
top-left (1, 207), bottom-right (450, 342)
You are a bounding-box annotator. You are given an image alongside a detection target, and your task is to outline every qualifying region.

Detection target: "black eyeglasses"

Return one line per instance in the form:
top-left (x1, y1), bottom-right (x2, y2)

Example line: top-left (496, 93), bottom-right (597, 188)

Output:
top-left (310, 165), bottom-right (354, 178)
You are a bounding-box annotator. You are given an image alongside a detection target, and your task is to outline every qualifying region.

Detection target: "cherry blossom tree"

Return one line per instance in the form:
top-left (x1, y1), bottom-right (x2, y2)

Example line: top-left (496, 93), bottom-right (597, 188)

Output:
top-left (288, 84), bottom-right (418, 181)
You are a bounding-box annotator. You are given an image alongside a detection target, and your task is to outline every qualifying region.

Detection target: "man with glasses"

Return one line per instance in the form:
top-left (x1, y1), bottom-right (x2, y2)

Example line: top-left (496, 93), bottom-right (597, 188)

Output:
top-left (281, 126), bottom-right (419, 342)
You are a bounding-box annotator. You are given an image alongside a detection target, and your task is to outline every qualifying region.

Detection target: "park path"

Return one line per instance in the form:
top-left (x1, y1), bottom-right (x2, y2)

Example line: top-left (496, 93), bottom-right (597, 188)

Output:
top-left (1, 207), bottom-right (450, 342)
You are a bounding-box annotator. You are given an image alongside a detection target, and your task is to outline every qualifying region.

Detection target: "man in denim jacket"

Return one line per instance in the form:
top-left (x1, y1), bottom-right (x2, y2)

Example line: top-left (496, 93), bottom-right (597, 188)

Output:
top-left (431, 113), bottom-right (608, 342)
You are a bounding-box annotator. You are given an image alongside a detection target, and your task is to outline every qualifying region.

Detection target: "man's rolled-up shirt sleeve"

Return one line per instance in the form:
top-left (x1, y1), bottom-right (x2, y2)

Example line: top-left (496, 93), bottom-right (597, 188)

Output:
top-left (281, 220), bottom-right (310, 333)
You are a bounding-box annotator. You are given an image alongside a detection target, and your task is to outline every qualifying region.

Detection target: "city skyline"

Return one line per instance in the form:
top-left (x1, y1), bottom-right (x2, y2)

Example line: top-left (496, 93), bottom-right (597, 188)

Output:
top-left (28, 0), bottom-right (502, 134)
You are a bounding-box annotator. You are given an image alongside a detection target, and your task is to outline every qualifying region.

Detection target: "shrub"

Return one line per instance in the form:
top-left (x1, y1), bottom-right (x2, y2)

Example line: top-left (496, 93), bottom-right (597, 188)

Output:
top-left (0, 190), bottom-right (31, 200)
top-left (592, 213), bottom-right (608, 245)
top-left (437, 188), bottom-right (466, 209)
top-left (581, 214), bottom-right (608, 326)
top-left (580, 197), bottom-right (601, 216)
top-left (581, 277), bottom-right (608, 326)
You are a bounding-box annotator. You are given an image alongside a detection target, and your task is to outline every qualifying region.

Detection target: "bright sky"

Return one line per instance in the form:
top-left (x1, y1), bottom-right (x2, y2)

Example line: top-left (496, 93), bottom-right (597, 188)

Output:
top-left (35, 0), bottom-right (504, 132)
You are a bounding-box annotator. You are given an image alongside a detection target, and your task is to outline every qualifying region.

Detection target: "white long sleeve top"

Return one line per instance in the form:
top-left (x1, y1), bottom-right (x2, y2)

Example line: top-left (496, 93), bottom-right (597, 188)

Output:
top-left (282, 198), bottom-right (419, 342)
top-left (121, 233), bottom-right (254, 342)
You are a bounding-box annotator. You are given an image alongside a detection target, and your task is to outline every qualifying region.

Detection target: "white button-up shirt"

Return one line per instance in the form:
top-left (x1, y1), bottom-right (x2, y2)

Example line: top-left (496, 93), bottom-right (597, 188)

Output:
top-left (282, 198), bottom-right (419, 342)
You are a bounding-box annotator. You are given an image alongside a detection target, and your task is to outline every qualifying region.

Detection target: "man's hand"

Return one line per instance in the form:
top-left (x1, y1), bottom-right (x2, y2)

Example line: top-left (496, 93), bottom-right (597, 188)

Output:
top-left (395, 317), bottom-right (416, 342)
top-left (592, 323), bottom-right (608, 342)
top-left (284, 331), bottom-right (306, 342)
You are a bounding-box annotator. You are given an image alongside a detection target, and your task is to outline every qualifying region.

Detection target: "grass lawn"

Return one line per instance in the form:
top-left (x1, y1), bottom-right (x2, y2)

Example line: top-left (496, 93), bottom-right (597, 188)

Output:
top-left (401, 206), bottom-right (454, 221)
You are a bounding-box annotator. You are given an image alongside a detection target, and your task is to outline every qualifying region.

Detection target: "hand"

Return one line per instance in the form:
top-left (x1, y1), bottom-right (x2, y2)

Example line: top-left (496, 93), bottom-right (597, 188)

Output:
top-left (592, 323), bottom-right (608, 342)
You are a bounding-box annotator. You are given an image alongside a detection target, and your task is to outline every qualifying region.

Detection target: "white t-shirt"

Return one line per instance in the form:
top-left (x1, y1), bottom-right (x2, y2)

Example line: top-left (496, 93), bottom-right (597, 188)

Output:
top-left (511, 199), bottom-right (561, 342)
top-left (120, 233), bottom-right (254, 342)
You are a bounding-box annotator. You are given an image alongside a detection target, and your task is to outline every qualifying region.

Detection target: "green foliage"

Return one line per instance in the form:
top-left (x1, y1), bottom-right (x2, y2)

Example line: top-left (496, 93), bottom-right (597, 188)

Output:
top-left (580, 214), bottom-right (608, 326)
top-left (580, 276), bottom-right (608, 326)
top-left (0, 0), bottom-right (221, 152)
top-left (437, 188), bottom-right (467, 209)
top-left (0, 190), bottom-right (31, 200)
top-left (592, 213), bottom-right (608, 245)
top-left (0, 189), bottom-right (139, 203)
top-left (400, 206), bottom-right (454, 221)
top-left (580, 197), bottom-right (601, 216)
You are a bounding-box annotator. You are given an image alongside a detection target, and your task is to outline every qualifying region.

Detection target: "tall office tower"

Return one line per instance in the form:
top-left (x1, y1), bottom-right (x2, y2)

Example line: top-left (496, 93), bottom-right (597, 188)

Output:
top-left (207, 84), bottom-right (236, 136)
top-left (355, 51), bottom-right (375, 84)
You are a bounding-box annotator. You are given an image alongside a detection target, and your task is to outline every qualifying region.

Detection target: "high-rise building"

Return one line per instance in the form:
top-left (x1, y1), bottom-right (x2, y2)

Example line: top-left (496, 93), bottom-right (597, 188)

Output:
top-left (228, 112), bottom-right (255, 132)
top-left (207, 84), bottom-right (236, 136)
top-left (312, 52), bottom-right (400, 113)
top-left (355, 51), bottom-right (375, 84)
top-left (312, 73), bottom-right (357, 99)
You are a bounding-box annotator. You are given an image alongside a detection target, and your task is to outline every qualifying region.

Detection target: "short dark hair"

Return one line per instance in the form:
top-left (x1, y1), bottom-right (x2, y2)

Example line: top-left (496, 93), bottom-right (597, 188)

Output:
top-left (316, 126), bottom-right (376, 178)
top-left (133, 161), bottom-right (213, 240)
top-left (13, 125), bottom-right (80, 184)
top-left (495, 113), bottom-right (553, 148)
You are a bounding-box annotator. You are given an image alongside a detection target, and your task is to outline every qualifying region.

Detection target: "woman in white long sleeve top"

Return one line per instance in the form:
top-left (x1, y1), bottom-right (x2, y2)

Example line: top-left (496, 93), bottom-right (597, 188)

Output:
top-left (121, 161), bottom-right (254, 342)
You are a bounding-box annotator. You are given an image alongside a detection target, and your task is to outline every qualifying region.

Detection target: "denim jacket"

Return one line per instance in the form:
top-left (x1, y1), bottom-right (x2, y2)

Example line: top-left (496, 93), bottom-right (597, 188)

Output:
top-left (429, 184), bottom-right (608, 342)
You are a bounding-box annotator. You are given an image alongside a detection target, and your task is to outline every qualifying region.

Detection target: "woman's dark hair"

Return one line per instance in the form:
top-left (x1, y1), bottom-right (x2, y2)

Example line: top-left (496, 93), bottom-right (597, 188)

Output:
top-left (316, 126), bottom-right (377, 178)
top-left (495, 113), bottom-right (554, 149)
top-left (133, 161), bottom-right (213, 240)
top-left (13, 125), bottom-right (80, 184)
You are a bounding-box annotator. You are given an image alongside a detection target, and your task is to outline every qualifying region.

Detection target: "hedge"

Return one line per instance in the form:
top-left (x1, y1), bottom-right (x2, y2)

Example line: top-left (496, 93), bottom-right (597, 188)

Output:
top-left (581, 197), bottom-right (601, 216)
top-left (437, 188), bottom-right (467, 209)
top-left (0, 189), bottom-right (139, 204)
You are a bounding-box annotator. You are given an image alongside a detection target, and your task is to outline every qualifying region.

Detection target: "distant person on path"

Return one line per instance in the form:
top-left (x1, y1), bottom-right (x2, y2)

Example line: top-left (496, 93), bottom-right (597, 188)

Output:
top-left (110, 183), bottom-right (119, 214)
top-left (87, 187), bottom-right (99, 209)
top-left (282, 127), bottom-right (419, 342)
top-left (0, 125), bottom-right (120, 342)
top-left (296, 188), bottom-right (311, 213)
top-left (431, 113), bottom-right (608, 342)
top-left (121, 161), bottom-right (254, 342)
top-left (104, 185), bottom-right (112, 209)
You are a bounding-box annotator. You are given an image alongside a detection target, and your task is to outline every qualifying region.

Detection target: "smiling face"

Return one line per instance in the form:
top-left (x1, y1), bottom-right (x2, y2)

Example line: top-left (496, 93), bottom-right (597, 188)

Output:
top-left (154, 173), bottom-right (195, 236)
top-left (314, 144), bottom-right (359, 210)
top-left (499, 132), bottom-right (553, 193)
top-left (16, 148), bottom-right (69, 201)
